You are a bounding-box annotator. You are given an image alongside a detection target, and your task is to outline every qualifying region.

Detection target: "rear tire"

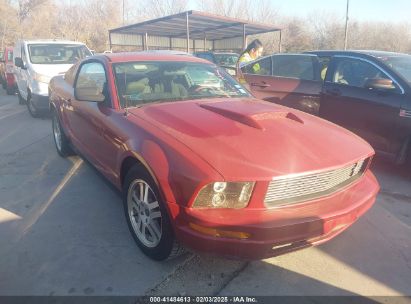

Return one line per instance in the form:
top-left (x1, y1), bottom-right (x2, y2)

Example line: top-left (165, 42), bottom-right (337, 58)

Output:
top-left (6, 86), bottom-right (14, 95)
top-left (27, 93), bottom-right (40, 118)
top-left (52, 109), bottom-right (74, 157)
top-left (123, 165), bottom-right (184, 261)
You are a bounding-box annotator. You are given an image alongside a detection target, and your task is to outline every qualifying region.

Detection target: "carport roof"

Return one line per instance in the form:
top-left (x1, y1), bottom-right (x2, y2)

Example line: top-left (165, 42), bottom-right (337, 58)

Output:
top-left (109, 10), bottom-right (281, 40)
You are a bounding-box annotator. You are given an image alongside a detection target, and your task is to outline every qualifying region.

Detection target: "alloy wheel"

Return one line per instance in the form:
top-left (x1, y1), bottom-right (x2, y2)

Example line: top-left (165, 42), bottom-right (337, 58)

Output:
top-left (127, 179), bottom-right (162, 248)
top-left (52, 115), bottom-right (62, 152)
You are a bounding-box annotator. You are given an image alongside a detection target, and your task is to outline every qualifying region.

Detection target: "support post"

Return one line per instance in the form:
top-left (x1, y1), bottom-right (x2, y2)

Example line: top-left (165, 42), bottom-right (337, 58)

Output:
top-left (141, 34), bottom-right (144, 51)
top-left (344, 0), bottom-right (350, 50)
top-left (186, 11), bottom-right (190, 53)
top-left (169, 37), bottom-right (172, 50)
top-left (278, 30), bottom-right (282, 53)
top-left (108, 31), bottom-right (112, 51)
top-left (144, 32), bottom-right (148, 51)
top-left (242, 24), bottom-right (247, 49)
top-left (203, 35), bottom-right (207, 51)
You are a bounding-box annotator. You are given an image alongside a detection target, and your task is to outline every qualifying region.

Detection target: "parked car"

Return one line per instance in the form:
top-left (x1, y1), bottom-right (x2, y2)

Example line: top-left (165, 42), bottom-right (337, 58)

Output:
top-left (13, 39), bottom-right (92, 117)
top-left (241, 51), bottom-right (411, 165)
top-left (0, 47), bottom-right (16, 95)
top-left (49, 52), bottom-right (379, 261)
top-left (194, 51), bottom-right (239, 75)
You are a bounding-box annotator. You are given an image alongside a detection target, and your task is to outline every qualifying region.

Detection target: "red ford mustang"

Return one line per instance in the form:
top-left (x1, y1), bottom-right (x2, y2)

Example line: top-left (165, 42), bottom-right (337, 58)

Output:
top-left (49, 52), bottom-right (380, 261)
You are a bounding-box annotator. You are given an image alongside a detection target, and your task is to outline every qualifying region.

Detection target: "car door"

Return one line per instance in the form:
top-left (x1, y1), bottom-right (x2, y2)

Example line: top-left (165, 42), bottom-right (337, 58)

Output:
top-left (16, 44), bottom-right (29, 99)
top-left (321, 56), bottom-right (407, 154)
top-left (243, 54), bottom-right (322, 115)
top-left (68, 61), bottom-right (121, 179)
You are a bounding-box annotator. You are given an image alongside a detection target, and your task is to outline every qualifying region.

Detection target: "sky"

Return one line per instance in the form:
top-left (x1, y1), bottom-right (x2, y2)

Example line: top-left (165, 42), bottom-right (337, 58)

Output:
top-left (188, 0), bottom-right (411, 23)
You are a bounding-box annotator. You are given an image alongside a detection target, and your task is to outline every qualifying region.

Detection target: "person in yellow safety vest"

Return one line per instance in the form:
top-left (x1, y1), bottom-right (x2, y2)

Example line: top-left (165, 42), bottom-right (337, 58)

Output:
top-left (238, 39), bottom-right (264, 72)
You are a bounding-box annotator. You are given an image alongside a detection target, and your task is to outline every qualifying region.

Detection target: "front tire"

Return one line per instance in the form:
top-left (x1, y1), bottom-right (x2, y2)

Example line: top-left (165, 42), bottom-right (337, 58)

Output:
top-left (27, 93), bottom-right (40, 118)
top-left (17, 90), bottom-right (25, 105)
top-left (123, 166), bottom-right (184, 261)
top-left (52, 109), bottom-right (73, 157)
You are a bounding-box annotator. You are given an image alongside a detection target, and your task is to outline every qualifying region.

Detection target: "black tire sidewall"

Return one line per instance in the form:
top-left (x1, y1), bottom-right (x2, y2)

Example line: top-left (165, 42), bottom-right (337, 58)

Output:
top-left (6, 87), bottom-right (14, 95)
top-left (27, 94), bottom-right (39, 118)
top-left (52, 109), bottom-right (71, 157)
top-left (17, 90), bottom-right (25, 105)
top-left (122, 166), bottom-right (175, 261)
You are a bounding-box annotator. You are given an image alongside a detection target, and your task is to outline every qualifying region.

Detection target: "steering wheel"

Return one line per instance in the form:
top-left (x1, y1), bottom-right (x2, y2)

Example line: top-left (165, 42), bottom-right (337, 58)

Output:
top-left (191, 85), bottom-right (215, 95)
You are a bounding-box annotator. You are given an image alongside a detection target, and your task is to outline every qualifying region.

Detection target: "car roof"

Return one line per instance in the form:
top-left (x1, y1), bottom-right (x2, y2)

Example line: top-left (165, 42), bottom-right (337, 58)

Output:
top-left (19, 39), bottom-right (86, 45)
top-left (195, 51), bottom-right (238, 55)
top-left (101, 51), bottom-right (212, 64)
top-left (307, 50), bottom-right (411, 59)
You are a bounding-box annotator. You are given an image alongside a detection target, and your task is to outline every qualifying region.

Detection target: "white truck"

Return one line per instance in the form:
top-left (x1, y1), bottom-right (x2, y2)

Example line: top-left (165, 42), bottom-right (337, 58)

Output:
top-left (13, 39), bottom-right (92, 117)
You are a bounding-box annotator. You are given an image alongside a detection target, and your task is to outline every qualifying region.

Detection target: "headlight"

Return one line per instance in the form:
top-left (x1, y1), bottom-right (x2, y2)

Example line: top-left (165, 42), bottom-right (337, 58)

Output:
top-left (33, 72), bottom-right (52, 83)
top-left (192, 182), bottom-right (255, 209)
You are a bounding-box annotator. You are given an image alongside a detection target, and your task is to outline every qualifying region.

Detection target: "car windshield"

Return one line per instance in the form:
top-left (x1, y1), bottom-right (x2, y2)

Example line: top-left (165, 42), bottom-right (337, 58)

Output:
top-left (28, 44), bottom-right (91, 64)
top-left (377, 54), bottom-right (411, 83)
top-left (214, 54), bottom-right (239, 67)
top-left (113, 61), bottom-right (250, 108)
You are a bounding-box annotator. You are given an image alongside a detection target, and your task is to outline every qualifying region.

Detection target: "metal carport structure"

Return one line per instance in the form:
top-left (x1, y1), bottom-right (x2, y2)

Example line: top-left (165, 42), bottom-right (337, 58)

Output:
top-left (109, 10), bottom-right (281, 53)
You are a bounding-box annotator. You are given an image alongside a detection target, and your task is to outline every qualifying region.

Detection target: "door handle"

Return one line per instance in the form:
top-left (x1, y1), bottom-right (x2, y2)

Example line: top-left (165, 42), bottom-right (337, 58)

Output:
top-left (250, 83), bottom-right (271, 88)
top-left (325, 88), bottom-right (341, 96)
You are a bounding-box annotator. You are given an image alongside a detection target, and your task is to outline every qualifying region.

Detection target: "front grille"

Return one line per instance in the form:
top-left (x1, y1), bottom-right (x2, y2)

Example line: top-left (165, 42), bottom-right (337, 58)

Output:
top-left (264, 158), bottom-right (369, 207)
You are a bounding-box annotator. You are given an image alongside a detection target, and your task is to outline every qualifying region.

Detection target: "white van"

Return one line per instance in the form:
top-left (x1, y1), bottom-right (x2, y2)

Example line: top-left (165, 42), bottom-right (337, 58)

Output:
top-left (13, 40), bottom-right (92, 117)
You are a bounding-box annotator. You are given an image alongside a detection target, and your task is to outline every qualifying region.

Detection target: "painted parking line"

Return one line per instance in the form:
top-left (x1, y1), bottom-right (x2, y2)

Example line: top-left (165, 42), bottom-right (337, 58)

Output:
top-left (0, 108), bottom-right (27, 120)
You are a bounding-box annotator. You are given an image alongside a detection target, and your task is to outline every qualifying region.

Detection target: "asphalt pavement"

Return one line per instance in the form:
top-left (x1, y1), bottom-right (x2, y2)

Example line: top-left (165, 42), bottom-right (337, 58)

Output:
top-left (0, 89), bottom-right (410, 300)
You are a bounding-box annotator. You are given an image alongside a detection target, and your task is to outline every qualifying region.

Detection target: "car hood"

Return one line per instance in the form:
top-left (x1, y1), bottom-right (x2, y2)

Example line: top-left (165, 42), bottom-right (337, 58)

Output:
top-left (31, 64), bottom-right (73, 78)
top-left (128, 98), bottom-right (374, 180)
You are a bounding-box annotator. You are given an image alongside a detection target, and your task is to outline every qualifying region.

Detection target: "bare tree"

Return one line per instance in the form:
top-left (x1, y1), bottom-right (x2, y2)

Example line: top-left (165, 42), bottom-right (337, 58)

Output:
top-left (1, 0), bottom-right (411, 54)
top-left (139, 0), bottom-right (188, 19)
top-left (17, 0), bottom-right (49, 23)
top-left (197, 0), bottom-right (279, 23)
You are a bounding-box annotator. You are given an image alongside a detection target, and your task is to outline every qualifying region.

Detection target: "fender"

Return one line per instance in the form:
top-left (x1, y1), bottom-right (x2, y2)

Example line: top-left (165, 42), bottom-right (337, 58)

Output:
top-left (118, 140), bottom-right (176, 204)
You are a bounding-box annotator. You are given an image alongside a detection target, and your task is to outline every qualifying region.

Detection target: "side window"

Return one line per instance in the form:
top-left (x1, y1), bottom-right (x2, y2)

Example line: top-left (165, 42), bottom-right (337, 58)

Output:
top-left (75, 62), bottom-right (107, 97)
top-left (242, 56), bottom-right (272, 76)
top-left (319, 57), bottom-right (331, 81)
top-left (272, 55), bottom-right (316, 80)
top-left (332, 58), bottom-right (393, 89)
top-left (21, 45), bottom-right (27, 63)
top-left (8, 51), bottom-right (13, 62)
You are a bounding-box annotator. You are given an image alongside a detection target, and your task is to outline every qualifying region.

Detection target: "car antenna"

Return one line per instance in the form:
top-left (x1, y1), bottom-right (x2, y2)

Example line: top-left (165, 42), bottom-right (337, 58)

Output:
top-left (124, 72), bottom-right (129, 116)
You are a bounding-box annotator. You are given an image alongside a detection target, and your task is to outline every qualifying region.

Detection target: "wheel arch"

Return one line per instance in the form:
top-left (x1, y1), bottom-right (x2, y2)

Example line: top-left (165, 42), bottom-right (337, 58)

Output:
top-left (396, 134), bottom-right (411, 165)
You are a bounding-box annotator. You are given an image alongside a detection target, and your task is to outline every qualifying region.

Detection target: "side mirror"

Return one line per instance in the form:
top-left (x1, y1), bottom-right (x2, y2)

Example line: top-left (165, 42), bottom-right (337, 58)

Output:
top-left (75, 85), bottom-right (106, 102)
top-left (364, 78), bottom-right (396, 91)
top-left (14, 57), bottom-right (25, 69)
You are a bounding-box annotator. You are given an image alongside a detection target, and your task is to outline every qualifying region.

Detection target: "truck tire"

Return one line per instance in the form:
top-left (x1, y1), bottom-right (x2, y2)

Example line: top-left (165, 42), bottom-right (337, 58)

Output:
top-left (17, 90), bottom-right (25, 105)
top-left (26, 92), bottom-right (40, 118)
top-left (6, 86), bottom-right (14, 95)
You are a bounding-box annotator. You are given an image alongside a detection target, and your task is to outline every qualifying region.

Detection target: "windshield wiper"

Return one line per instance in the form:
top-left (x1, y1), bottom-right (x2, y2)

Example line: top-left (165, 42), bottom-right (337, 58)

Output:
top-left (132, 97), bottom-right (188, 108)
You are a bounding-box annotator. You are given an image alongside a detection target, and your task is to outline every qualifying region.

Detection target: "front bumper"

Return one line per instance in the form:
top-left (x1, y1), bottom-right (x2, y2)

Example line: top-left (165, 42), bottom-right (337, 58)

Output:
top-left (168, 171), bottom-right (379, 260)
top-left (31, 94), bottom-right (50, 111)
